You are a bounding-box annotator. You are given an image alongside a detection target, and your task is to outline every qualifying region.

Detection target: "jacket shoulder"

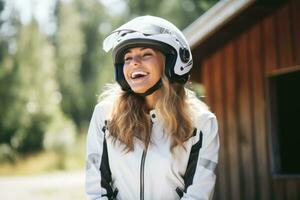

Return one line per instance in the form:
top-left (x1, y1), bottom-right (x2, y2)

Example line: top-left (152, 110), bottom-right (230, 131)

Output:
top-left (94, 98), bottom-right (115, 120)
top-left (188, 96), bottom-right (217, 133)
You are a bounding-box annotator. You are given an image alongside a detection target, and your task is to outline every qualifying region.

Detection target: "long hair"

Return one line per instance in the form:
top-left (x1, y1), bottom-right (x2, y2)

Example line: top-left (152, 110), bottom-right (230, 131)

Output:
top-left (100, 74), bottom-right (206, 153)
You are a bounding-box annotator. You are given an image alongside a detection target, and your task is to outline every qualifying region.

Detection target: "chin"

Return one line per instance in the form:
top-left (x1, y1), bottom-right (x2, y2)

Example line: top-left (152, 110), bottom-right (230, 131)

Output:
top-left (131, 88), bottom-right (148, 94)
top-left (127, 83), bottom-right (148, 93)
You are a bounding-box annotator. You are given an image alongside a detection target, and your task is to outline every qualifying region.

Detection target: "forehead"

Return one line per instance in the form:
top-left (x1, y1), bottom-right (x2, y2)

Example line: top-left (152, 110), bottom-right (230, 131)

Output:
top-left (124, 47), bottom-right (156, 54)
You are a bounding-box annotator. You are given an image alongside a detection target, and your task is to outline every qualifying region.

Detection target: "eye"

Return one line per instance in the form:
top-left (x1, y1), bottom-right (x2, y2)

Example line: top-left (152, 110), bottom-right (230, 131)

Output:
top-left (142, 52), bottom-right (153, 58)
top-left (124, 56), bottom-right (132, 62)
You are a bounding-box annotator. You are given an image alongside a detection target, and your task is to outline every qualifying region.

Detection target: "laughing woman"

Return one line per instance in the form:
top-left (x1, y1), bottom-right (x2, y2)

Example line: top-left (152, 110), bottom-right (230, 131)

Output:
top-left (85, 16), bottom-right (219, 200)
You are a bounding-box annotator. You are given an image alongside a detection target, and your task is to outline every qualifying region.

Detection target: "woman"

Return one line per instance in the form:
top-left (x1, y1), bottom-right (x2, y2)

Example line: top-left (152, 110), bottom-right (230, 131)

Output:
top-left (86, 16), bottom-right (219, 200)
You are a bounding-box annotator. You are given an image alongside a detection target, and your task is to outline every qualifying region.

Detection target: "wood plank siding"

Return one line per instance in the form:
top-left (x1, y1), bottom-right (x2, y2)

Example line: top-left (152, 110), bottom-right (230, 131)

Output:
top-left (190, 1), bottom-right (300, 199)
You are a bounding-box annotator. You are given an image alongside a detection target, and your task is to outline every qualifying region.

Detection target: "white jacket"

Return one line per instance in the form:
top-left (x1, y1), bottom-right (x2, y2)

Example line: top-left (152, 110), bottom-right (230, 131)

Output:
top-left (85, 97), bottom-right (219, 200)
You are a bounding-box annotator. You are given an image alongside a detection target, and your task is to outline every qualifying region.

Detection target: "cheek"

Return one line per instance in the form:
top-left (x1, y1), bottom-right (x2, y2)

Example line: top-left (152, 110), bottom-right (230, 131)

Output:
top-left (151, 62), bottom-right (164, 81)
top-left (156, 59), bottom-right (164, 75)
top-left (123, 65), bottom-right (129, 79)
top-left (156, 65), bottom-right (163, 77)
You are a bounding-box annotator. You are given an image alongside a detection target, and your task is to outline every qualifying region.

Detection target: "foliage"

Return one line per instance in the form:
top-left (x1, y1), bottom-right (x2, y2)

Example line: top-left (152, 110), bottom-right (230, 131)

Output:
top-left (0, 21), bottom-right (76, 160)
top-left (55, 0), bottom-right (86, 128)
top-left (0, 133), bottom-right (86, 175)
top-left (54, 0), bottom-right (115, 129)
top-left (124, 0), bottom-right (218, 29)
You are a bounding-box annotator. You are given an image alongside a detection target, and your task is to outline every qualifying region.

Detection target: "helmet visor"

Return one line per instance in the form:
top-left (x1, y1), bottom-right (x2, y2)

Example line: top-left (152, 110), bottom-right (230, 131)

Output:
top-left (103, 23), bottom-right (173, 52)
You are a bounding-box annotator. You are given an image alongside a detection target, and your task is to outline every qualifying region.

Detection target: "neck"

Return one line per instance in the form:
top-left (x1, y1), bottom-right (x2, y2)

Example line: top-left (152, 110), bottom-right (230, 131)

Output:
top-left (145, 89), bottom-right (161, 110)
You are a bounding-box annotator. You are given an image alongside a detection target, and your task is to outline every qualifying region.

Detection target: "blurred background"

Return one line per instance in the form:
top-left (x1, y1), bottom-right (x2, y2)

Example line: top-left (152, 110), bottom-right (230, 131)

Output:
top-left (0, 0), bottom-right (217, 199)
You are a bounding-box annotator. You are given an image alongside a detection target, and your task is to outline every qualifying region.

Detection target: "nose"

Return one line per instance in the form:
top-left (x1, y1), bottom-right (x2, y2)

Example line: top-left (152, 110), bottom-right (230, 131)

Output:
top-left (130, 55), bottom-right (142, 66)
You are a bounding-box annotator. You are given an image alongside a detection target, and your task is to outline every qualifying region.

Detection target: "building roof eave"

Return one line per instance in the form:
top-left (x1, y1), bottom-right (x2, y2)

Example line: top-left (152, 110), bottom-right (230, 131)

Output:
top-left (183, 0), bottom-right (255, 50)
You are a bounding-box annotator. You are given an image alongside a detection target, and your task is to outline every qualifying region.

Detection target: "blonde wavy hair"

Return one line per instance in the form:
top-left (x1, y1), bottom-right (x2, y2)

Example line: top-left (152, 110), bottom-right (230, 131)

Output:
top-left (99, 73), bottom-right (206, 153)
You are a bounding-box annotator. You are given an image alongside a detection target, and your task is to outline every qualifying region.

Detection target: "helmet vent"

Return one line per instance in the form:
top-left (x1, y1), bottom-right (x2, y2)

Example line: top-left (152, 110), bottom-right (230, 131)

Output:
top-left (179, 47), bottom-right (190, 63)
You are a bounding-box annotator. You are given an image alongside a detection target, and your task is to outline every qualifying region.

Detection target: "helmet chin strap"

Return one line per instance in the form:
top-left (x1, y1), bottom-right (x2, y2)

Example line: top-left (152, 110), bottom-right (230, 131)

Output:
top-left (131, 79), bottom-right (162, 97)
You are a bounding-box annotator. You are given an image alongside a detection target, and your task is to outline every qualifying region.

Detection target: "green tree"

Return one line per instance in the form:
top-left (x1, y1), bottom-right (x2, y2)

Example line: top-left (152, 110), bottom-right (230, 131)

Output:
top-left (124, 0), bottom-right (218, 29)
top-left (55, 0), bottom-right (86, 128)
top-left (55, 0), bottom-right (114, 129)
top-left (76, 0), bottom-right (114, 126)
top-left (0, 21), bottom-right (75, 158)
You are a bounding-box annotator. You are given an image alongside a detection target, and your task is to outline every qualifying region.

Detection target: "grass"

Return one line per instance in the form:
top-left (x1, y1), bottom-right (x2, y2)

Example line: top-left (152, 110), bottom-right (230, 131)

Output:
top-left (0, 134), bottom-right (86, 176)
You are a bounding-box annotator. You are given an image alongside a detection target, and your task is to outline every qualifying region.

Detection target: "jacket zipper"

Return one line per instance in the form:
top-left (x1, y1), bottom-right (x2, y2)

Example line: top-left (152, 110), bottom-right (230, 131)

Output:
top-left (140, 149), bottom-right (147, 200)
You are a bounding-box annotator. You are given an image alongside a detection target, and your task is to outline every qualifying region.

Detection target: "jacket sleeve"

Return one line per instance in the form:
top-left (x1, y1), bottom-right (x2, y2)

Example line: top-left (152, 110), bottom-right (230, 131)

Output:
top-left (85, 104), bottom-right (112, 200)
top-left (181, 113), bottom-right (220, 200)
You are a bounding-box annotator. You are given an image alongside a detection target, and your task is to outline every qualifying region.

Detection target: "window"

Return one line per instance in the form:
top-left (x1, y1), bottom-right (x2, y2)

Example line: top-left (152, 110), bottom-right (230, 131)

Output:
top-left (269, 70), bottom-right (300, 175)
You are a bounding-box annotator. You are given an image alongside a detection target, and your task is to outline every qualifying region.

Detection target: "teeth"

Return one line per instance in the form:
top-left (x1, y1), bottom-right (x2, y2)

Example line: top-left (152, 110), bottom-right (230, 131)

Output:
top-left (131, 71), bottom-right (148, 79)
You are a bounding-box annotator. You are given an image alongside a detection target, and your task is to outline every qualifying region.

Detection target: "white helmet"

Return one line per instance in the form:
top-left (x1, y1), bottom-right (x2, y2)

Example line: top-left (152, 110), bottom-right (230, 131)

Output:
top-left (103, 15), bottom-right (193, 93)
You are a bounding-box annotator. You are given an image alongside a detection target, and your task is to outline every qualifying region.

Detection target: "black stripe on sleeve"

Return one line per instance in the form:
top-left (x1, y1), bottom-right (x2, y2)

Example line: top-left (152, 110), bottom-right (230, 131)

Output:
top-left (100, 125), bottom-right (116, 199)
top-left (183, 130), bottom-right (203, 193)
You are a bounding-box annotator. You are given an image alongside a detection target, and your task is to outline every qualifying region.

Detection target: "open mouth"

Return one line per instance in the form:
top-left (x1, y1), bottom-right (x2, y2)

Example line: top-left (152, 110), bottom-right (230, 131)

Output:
top-left (130, 71), bottom-right (149, 80)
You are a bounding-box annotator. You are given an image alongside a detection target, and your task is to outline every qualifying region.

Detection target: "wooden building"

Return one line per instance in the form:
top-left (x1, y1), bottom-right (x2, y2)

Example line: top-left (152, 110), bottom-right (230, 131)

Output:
top-left (184, 0), bottom-right (300, 199)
